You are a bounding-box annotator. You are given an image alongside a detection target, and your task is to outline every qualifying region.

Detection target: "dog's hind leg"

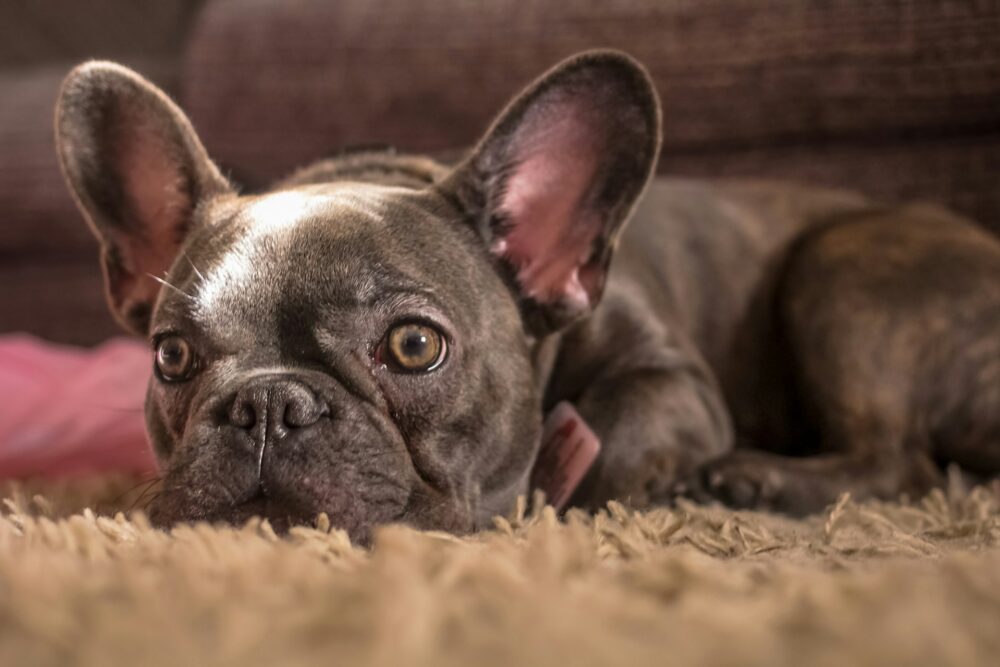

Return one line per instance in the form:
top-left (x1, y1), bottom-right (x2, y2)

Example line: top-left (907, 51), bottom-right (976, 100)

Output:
top-left (691, 348), bottom-right (1000, 514)
top-left (689, 336), bottom-right (945, 515)
top-left (928, 337), bottom-right (1000, 477)
top-left (693, 208), bottom-right (1000, 514)
top-left (692, 438), bottom-right (942, 515)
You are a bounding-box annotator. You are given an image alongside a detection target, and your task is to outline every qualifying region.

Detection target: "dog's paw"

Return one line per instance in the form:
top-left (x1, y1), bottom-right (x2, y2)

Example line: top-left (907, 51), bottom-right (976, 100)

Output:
top-left (689, 454), bottom-right (788, 511)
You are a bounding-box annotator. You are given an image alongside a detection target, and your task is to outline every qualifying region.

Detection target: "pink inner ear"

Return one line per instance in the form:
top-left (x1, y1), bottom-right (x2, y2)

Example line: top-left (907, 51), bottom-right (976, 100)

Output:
top-left (492, 111), bottom-right (603, 309)
top-left (113, 124), bottom-right (191, 308)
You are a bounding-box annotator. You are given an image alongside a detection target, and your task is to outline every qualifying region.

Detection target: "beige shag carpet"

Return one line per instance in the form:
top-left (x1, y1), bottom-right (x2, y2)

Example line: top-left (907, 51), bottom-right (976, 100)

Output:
top-left (1, 477), bottom-right (999, 667)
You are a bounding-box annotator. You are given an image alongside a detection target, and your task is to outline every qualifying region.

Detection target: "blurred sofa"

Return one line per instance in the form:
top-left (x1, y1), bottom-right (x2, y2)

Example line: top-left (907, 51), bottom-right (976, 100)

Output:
top-left (3, 0), bottom-right (999, 345)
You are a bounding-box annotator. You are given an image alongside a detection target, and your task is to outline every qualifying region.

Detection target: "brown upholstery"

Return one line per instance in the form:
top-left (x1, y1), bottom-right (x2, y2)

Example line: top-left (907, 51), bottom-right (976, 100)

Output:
top-left (184, 0), bottom-right (1000, 229)
top-left (2, 0), bottom-right (999, 344)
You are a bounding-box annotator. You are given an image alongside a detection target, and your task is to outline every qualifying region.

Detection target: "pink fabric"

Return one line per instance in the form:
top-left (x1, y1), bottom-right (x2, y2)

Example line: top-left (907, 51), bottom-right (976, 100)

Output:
top-left (0, 335), bottom-right (157, 479)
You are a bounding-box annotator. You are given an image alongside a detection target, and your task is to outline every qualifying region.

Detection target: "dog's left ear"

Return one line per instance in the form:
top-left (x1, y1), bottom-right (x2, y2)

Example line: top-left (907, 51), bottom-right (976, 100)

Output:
top-left (442, 50), bottom-right (662, 334)
top-left (55, 61), bottom-right (232, 335)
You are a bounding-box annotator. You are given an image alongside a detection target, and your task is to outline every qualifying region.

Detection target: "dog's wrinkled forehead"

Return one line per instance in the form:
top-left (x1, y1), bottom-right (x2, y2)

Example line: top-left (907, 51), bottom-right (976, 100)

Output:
top-left (181, 183), bottom-right (425, 336)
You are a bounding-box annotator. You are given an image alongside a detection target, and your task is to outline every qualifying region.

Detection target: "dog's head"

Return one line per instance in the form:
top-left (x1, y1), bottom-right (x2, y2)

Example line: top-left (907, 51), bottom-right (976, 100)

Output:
top-left (55, 51), bottom-right (660, 541)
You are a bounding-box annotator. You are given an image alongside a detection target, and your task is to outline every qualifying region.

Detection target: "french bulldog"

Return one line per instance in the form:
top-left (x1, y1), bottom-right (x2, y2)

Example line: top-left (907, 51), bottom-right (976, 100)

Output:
top-left (56, 51), bottom-right (1000, 541)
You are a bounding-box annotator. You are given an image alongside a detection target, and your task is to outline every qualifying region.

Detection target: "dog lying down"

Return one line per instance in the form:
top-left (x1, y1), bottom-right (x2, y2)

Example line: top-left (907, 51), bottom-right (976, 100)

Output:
top-left (55, 50), bottom-right (1000, 542)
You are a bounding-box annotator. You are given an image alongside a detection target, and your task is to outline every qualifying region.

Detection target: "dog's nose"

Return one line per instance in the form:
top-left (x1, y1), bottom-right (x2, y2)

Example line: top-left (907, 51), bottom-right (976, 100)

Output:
top-left (228, 378), bottom-right (326, 433)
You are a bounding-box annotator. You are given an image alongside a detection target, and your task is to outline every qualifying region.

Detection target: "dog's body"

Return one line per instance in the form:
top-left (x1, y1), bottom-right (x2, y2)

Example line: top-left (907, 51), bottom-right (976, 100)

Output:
top-left (56, 52), bottom-right (1000, 540)
top-left (557, 177), bottom-right (1000, 512)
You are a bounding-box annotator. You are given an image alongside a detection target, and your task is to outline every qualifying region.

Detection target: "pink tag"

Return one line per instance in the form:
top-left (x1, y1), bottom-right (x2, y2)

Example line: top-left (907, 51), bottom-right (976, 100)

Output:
top-left (530, 402), bottom-right (601, 511)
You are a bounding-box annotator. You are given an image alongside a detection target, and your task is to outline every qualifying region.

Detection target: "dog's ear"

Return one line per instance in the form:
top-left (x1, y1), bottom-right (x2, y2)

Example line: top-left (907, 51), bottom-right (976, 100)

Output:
top-left (441, 50), bottom-right (661, 335)
top-left (56, 61), bottom-right (232, 335)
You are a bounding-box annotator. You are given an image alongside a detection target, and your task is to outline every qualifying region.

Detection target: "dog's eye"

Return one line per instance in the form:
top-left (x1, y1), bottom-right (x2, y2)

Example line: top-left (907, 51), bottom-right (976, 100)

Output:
top-left (384, 322), bottom-right (446, 373)
top-left (155, 335), bottom-right (197, 381)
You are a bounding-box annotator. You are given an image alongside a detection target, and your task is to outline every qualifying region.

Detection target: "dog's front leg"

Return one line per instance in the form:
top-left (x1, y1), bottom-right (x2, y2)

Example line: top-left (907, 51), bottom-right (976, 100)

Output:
top-left (568, 363), bottom-right (734, 510)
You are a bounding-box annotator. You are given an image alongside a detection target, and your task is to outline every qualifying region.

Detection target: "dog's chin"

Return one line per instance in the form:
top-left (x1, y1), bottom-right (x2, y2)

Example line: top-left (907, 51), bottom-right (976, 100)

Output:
top-left (149, 493), bottom-right (378, 544)
top-left (149, 493), bottom-right (299, 530)
top-left (147, 477), bottom-right (489, 546)
top-left (219, 494), bottom-right (316, 535)
top-left (148, 483), bottom-right (488, 547)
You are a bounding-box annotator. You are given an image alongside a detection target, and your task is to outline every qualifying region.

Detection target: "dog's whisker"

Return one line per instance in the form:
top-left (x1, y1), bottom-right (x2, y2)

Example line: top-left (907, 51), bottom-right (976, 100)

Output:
top-left (109, 476), bottom-right (161, 509)
top-left (132, 479), bottom-right (164, 510)
top-left (147, 273), bottom-right (193, 299)
top-left (139, 491), bottom-right (163, 513)
top-left (184, 254), bottom-right (206, 283)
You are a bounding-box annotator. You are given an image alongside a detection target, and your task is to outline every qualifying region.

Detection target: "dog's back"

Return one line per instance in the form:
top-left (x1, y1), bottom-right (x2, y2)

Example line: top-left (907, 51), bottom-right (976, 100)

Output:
top-left (608, 179), bottom-right (871, 448)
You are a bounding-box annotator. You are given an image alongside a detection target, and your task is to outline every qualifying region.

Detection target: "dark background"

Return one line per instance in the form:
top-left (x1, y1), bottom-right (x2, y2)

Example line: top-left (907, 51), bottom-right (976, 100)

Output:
top-left (2, 0), bottom-right (999, 345)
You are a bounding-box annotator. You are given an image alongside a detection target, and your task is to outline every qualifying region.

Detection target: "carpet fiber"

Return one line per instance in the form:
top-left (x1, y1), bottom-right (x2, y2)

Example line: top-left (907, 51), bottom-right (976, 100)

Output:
top-left (1, 478), bottom-right (998, 666)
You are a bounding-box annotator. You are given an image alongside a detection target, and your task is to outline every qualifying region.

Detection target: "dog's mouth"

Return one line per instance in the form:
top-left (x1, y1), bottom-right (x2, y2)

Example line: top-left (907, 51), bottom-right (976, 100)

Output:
top-left (229, 492), bottom-right (305, 534)
top-left (149, 491), bottom-right (309, 535)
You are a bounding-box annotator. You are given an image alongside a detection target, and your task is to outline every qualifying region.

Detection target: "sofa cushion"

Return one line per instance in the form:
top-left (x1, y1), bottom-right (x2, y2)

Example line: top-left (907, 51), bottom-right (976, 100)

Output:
top-left (183, 0), bottom-right (1000, 227)
top-left (0, 0), bottom-right (203, 68)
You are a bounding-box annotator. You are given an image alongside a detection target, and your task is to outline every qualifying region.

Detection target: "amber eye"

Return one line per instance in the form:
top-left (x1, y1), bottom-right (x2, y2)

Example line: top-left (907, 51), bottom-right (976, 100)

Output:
top-left (385, 322), bottom-right (446, 372)
top-left (155, 335), bottom-right (197, 381)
